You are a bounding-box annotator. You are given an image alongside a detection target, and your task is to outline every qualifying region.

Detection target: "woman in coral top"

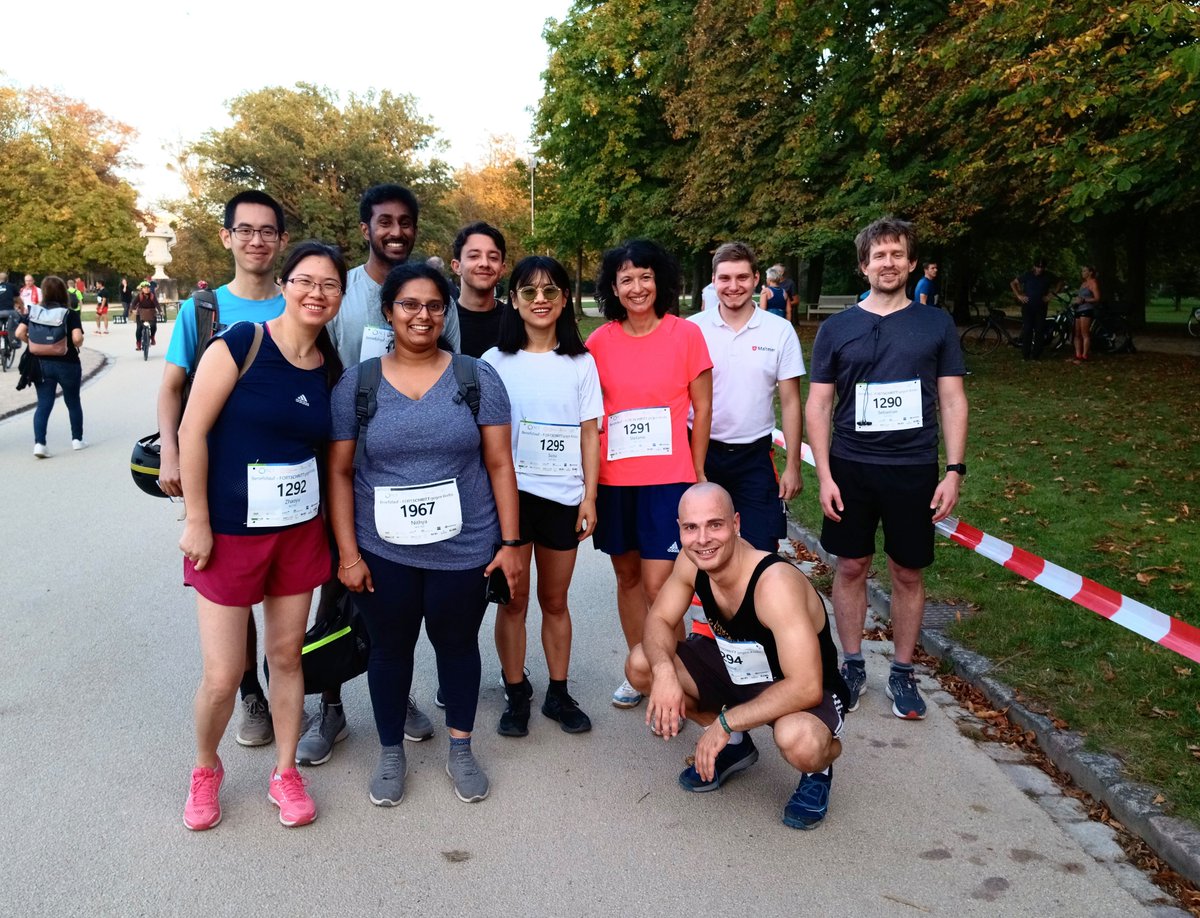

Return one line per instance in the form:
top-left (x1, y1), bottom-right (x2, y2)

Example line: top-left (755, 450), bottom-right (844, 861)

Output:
top-left (586, 239), bottom-right (712, 709)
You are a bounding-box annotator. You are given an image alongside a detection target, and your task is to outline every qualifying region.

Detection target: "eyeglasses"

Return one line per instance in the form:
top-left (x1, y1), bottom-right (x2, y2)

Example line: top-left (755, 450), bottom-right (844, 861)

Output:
top-left (286, 277), bottom-right (343, 296)
top-left (515, 285), bottom-right (563, 303)
top-left (393, 299), bottom-right (447, 316)
top-left (229, 225), bottom-right (280, 242)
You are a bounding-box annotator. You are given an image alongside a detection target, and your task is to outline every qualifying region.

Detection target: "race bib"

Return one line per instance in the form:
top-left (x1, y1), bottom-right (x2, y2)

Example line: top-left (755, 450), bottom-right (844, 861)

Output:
top-left (516, 420), bottom-right (582, 477)
top-left (361, 325), bottom-right (395, 362)
top-left (714, 635), bottom-right (774, 685)
top-left (375, 478), bottom-right (462, 545)
top-left (606, 406), bottom-right (671, 461)
top-left (246, 458), bottom-right (319, 528)
top-left (855, 378), bottom-right (922, 432)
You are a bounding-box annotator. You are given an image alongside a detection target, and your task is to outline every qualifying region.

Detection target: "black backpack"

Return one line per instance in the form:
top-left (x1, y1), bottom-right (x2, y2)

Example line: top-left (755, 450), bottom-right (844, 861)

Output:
top-left (352, 354), bottom-right (481, 469)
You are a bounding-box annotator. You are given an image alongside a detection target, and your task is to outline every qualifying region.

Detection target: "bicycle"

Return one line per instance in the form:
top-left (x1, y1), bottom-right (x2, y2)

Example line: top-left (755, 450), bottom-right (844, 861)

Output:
top-left (1189, 306), bottom-right (1199, 338)
top-left (959, 307), bottom-right (1021, 355)
top-left (0, 319), bottom-right (15, 372)
top-left (1046, 299), bottom-right (1134, 356)
top-left (140, 321), bottom-right (152, 361)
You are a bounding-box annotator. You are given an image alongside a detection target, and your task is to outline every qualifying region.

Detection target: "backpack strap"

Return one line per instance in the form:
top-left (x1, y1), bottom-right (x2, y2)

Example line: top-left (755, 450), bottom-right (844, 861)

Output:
top-left (450, 353), bottom-right (481, 420)
top-left (192, 289), bottom-right (219, 368)
top-left (353, 357), bottom-right (383, 470)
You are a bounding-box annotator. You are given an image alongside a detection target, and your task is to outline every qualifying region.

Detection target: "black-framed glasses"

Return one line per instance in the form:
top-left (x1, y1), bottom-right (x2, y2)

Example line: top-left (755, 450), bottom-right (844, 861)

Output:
top-left (286, 277), bottom-right (343, 296)
top-left (229, 225), bottom-right (280, 242)
top-left (393, 299), bottom-right (447, 316)
top-left (515, 285), bottom-right (563, 303)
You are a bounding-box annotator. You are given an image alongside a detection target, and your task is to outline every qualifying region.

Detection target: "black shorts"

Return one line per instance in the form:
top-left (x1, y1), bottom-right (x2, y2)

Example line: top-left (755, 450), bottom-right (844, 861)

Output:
top-left (676, 635), bottom-right (844, 738)
top-left (518, 490), bottom-right (580, 552)
top-left (819, 454), bottom-right (938, 569)
top-left (704, 437), bottom-right (786, 552)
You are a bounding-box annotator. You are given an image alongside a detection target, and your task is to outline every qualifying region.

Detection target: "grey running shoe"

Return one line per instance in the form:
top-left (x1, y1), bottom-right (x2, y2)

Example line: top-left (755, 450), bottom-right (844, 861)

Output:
top-left (840, 662), bottom-right (867, 713)
top-left (295, 702), bottom-right (348, 766)
top-left (235, 694), bottom-right (274, 747)
top-left (446, 743), bottom-right (489, 803)
top-left (404, 695), bottom-right (434, 742)
top-left (370, 745), bottom-right (408, 806)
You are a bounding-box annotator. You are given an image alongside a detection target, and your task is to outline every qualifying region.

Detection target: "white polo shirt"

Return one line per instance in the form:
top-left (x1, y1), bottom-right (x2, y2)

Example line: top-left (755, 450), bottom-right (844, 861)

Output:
top-left (688, 305), bottom-right (805, 443)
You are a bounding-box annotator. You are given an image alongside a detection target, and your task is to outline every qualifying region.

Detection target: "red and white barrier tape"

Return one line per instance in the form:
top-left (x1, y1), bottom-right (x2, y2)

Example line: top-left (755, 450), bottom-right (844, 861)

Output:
top-left (770, 429), bottom-right (1200, 666)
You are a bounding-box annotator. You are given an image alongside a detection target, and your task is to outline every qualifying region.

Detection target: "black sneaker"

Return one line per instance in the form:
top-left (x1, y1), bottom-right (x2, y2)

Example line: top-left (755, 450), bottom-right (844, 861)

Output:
top-left (840, 662), bottom-right (867, 713)
top-left (542, 689), bottom-right (592, 734)
top-left (497, 678), bottom-right (532, 737)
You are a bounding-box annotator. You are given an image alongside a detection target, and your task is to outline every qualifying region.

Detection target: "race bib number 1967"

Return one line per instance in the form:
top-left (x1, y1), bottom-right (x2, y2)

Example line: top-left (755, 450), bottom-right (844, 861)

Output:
top-left (375, 478), bottom-right (462, 545)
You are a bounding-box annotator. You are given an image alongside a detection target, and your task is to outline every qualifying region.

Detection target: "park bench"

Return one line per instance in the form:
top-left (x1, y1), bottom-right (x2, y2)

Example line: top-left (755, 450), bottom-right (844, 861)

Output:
top-left (805, 294), bottom-right (858, 320)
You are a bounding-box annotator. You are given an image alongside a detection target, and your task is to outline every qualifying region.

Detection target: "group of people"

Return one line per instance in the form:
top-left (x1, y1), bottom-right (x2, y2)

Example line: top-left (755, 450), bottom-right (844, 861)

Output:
top-left (1012, 258), bottom-right (1102, 362)
top-left (155, 189), bottom-right (967, 836)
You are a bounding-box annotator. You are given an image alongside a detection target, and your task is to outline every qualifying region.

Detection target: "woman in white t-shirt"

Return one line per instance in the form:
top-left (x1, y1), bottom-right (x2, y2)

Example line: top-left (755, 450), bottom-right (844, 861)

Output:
top-left (482, 256), bottom-right (602, 737)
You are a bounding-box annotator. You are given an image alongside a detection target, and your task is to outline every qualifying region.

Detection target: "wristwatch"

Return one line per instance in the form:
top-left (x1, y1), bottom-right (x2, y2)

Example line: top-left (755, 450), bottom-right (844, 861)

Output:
top-left (945, 463), bottom-right (967, 476)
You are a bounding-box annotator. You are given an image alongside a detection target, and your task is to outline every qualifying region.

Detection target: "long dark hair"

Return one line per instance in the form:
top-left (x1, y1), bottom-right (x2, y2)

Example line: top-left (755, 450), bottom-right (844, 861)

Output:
top-left (496, 256), bottom-right (587, 356)
top-left (280, 240), bottom-right (347, 390)
top-left (595, 239), bottom-right (680, 321)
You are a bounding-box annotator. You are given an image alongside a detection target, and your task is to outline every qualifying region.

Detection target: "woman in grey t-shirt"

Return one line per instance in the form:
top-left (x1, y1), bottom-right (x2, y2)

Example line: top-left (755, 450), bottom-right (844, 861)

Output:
top-left (328, 263), bottom-right (521, 807)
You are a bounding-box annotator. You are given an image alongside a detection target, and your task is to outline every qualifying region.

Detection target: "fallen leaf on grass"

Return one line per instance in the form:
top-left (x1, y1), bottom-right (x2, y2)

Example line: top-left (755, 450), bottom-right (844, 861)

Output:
top-left (1097, 659), bottom-right (1117, 682)
top-left (1173, 667), bottom-right (1192, 678)
top-left (1154, 794), bottom-right (1167, 805)
top-left (1136, 572), bottom-right (1157, 585)
top-left (1149, 707), bottom-right (1179, 719)
top-left (1169, 583), bottom-right (1192, 594)
top-left (1187, 745), bottom-right (1200, 760)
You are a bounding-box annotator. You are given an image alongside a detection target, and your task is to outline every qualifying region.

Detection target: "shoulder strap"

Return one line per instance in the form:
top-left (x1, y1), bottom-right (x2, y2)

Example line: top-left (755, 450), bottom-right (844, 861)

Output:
top-left (238, 323), bottom-right (264, 380)
top-left (353, 357), bottom-right (383, 470)
top-left (451, 353), bottom-right (481, 419)
top-left (193, 289), bottom-right (219, 370)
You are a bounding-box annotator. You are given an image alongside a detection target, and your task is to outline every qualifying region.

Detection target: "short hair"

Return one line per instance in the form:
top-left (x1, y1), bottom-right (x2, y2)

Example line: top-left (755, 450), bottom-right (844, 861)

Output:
top-left (712, 242), bottom-right (757, 275)
top-left (854, 216), bottom-right (917, 267)
top-left (224, 190), bottom-right (286, 233)
top-left (359, 184), bottom-right (419, 225)
top-left (426, 255), bottom-right (445, 272)
top-left (379, 262), bottom-right (452, 324)
top-left (41, 275), bottom-right (69, 306)
top-left (923, 260), bottom-right (937, 270)
top-left (497, 255), bottom-right (587, 357)
top-left (280, 240), bottom-right (348, 291)
top-left (1033, 256), bottom-right (1047, 268)
top-left (452, 221), bottom-right (507, 262)
top-left (766, 266), bottom-right (783, 283)
top-left (595, 239), bottom-right (680, 321)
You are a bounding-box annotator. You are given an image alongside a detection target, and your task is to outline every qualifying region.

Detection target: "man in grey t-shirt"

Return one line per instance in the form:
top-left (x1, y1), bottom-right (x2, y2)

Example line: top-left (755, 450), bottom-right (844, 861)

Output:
top-left (805, 216), bottom-right (968, 723)
top-left (330, 184), bottom-right (461, 366)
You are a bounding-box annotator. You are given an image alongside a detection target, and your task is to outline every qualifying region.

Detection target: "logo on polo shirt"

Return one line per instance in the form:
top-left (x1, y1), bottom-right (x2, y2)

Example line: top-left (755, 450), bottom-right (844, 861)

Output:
top-left (751, 345), bottom-right (776, 353)
top-left (295, 394), bottom-right (310, 407)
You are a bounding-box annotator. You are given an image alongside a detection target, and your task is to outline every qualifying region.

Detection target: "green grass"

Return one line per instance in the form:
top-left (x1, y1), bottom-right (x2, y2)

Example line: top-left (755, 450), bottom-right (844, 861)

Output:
top-left (1147, 296), bottom-right (1200, 328)
top-left (781, 328), bottom-right (1200, 822)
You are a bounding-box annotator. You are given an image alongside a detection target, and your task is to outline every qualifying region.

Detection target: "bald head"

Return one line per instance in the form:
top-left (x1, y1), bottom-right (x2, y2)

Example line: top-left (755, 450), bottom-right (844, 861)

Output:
top-left (679, 482), bottom-right (736, 522)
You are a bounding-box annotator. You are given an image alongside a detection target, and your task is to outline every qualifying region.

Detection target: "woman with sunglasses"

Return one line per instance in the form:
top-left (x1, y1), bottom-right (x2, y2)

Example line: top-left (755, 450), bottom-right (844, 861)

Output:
top-left (328, 262), bottom-right (520, 807)
top-left (587, 240), bottom-right (713, 710)
top-left (177, 241), bottom-right (346, 830)
top-left (481, 256), bottom-right (602, 737)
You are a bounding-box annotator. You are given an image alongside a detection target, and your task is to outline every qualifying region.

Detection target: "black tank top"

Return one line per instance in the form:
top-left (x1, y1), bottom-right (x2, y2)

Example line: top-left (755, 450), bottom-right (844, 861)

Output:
top-left (695, 554), bottom-right (850, 709)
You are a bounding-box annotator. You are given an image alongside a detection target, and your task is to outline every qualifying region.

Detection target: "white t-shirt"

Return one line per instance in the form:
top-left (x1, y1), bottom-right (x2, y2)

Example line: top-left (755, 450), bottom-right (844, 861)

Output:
top-left (330, 264), bottom-right (461, 366)
top-left (481, 347), bottom-right (603, 506)
top-left (688, 306), bottom-right (805, 443)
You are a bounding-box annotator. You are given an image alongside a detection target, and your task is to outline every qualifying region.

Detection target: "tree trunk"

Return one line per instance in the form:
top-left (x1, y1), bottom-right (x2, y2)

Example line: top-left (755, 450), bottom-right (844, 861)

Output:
top-left (575, 246), bottom-right (584, 319)
top-left (1124, 214), bottom-right (1148, 328)
top-left (803, 253), bottom-right (825, 307)
top-left (691, 251), bottom-right (708, 312)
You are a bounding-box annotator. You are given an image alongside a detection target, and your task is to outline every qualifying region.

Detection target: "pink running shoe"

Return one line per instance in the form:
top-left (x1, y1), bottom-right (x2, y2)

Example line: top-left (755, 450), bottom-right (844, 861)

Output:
top-left (268, 767), bottom-right (316, 827)
top-left (184, 761), bottom-right (224, 831)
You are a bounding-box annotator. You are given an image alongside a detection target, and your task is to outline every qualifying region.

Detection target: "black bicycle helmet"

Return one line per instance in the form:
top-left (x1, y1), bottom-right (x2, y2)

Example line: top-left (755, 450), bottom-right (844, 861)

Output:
top-left (131, 433), bottom-right (168, 498)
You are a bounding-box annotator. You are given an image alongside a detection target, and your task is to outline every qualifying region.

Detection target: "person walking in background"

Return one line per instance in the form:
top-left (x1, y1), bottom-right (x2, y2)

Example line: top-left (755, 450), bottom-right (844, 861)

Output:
top-left (773, 264), bottom-right (800, 317)
top-left (94, 281), bottom-right (109, 334)
top-left (1010, 258), bottom-right (1060, 361)
top-left (483, 255), bottom-right (602, 737)
top-left (20, 274), bottom-right (41, 310)
top-left (15, 275), bottom-right (86, 457)
top-left (1070, 265), bottom-right (1101, 364)
top-left (758, 266), bottom-right (790, 320)
top-left (120, 276), bottom-right (133, 321)
top-left (913, 262), bottom-right (940, 308)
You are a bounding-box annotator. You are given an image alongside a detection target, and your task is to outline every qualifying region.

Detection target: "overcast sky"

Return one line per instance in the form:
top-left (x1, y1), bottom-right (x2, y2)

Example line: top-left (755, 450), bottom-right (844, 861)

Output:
top-left (3, 0), bottom-right (572, 206)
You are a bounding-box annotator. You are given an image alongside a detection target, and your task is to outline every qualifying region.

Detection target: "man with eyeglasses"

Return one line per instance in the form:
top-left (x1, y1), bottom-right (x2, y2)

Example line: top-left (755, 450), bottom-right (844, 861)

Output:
top-left (297, 183), bottom-right (442, 768)
top-left (157, 189), bottom-right (290, 749)
top-left (688, 242), bottom-right (805, 553)
top-left (451, 221), bottom-right (507, 358)
top-left (328, 184), bottom-right (460, 367)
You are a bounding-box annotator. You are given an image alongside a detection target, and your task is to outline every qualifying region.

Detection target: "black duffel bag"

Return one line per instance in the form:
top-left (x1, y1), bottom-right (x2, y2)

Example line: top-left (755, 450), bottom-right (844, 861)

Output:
top-left (266, 591), bottom-right (370, 694)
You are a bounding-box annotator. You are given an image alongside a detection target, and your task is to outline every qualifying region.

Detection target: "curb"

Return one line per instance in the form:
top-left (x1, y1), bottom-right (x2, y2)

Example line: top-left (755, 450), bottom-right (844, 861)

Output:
top-left (786, 518), bottom-right (1200, 891)
top-left (0, 348), bottom-right (109, 423)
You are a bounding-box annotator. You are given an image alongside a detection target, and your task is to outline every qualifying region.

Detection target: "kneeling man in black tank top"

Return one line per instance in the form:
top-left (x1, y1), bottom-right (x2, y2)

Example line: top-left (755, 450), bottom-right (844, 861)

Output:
top-left (625, 482), bottom-right (850, 830)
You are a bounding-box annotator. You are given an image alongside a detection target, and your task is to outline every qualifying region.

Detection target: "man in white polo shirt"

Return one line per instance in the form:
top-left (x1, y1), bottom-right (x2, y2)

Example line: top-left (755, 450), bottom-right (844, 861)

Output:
top-left (688, 242), bottom-right (804, 550)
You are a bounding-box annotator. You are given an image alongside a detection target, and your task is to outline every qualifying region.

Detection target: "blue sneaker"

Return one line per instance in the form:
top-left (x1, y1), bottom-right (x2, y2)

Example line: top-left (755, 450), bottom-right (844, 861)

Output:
top-left (678, 735), bottom-right (758, 792)
top-left (886, 668), bottom-right (927, 720)
top-left (840, 662), bottom-right (866, 713)
top-left (782, 768), bottom-right (832, 830)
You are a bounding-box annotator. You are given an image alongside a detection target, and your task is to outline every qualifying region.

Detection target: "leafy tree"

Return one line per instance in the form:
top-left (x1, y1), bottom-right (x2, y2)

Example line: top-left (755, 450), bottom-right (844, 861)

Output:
top-left (444, 135), bottom-right (535, 267)
top-left (0, 83), bottom-right (145, 277)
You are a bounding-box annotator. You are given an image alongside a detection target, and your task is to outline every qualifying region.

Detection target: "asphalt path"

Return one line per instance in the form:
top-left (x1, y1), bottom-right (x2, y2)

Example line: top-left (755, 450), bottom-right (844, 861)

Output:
top-left (0, 320), bottom-right (1152, 916)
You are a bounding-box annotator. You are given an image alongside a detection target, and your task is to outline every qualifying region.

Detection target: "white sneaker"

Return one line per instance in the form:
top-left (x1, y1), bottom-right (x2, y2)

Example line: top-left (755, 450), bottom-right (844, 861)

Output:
top-left (33, 443), bottom-right (48, 459)
top-left (611, 678), bottom-right (643, 709)
top-left (71, 439), bottom-right (87, 451)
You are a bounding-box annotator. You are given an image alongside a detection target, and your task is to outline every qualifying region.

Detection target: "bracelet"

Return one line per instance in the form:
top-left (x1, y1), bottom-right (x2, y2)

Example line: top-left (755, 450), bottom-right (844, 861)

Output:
top-left (718, 706), bottom-right (733, 735)
top-left (338, 554), bottom-right (362, 571)
top-left (500, 539), bottom-right (523, 547)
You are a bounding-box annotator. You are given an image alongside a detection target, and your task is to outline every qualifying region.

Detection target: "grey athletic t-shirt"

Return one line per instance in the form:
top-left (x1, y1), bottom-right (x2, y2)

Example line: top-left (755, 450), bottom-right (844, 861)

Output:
top-left (330, 356), bottom-right (511, 569)
top-left (809, 303), bottom-right (965, 464)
